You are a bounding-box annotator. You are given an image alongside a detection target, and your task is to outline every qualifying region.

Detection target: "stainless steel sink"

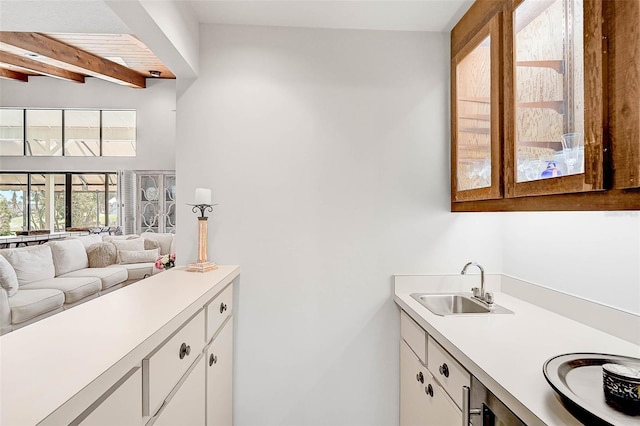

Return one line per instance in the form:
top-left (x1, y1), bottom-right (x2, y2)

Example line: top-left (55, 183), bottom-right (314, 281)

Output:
top-left (410, 293), bottom-right (514, 316)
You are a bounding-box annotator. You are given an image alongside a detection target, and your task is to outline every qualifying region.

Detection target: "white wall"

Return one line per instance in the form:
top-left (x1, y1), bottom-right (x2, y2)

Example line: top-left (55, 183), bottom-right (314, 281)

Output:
top-left (0, 77), bottom-right (176, 172)
top-left (176, 24), bottom-right (502, 426)
top-left (502, 211), bottom-right (640, 315)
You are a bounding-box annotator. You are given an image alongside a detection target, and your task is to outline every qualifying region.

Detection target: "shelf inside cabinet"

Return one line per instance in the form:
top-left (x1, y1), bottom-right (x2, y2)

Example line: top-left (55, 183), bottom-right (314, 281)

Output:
top-left (458, 114), bottom-right (491, 121)
top-left (516, 60), bottom-right (564, 74)
top-left (518, 141), bottom-right (563, 150)
top-left (517, 100), bottom-right (564, 114)
top-left (458, 96), bottom-right (490, 104)
top-left (459, 127), bottom-right (490, 135)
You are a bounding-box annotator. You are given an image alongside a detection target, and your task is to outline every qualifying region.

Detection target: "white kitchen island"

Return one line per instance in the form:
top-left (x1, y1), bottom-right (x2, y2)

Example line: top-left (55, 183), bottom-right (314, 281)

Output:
top-left (0, 265), bottom-right (239, 426)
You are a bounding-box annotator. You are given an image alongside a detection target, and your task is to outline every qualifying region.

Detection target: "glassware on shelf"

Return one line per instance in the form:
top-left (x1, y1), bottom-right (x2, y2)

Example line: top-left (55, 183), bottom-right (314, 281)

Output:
top-left (561, 132), bottom-right (584, 175)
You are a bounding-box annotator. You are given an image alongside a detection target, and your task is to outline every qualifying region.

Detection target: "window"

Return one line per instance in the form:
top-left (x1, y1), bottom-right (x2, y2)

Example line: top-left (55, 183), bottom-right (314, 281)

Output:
top-left (0, 109), bottom-right (24, 156)
top-left (65, 110), bottom-right (101, 156)
top-left (26, 109), bottom-right (63, 156)
top-left (0, 108), bottom-right (136, 157)
top-left (0, 172), bottom-right (118, 233)
top-left (102, 110), bottom-right (136, 156)
top-left (0, 174), bottom-right (27, 235)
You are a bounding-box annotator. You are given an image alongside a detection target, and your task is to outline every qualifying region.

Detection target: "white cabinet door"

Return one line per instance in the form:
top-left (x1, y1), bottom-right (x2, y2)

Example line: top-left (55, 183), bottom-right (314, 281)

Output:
top-left (206, 318), bottom-right (233, 426)
top-left (78, 367), bottom-right (142, 426)
top-left (153, 355), bottom-right (206, 426)
top-left (400, 340), bottom-right (462, 426)
top-left (400, 340), bottom-right (429, 426)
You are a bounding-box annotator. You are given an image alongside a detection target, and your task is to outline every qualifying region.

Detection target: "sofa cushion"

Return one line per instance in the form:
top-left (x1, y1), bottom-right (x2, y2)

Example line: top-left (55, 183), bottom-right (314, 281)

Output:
top-left (70, 234), bottom-right (103, 249)
top-left (87, 242), bottom-right (117, 268)
top-left (117, 248), bottom-right (159, 265)
top-left (48, 239), bottom-right (89, 276)
top-left (110, 238), bottom-right (145, 252)
top-left (21, 277), bottom-right (101, 305)
top-left (141, 233), bottom-right (174, 255)
top-left (8, 288), bottom-right (64, 324)
top-left (108, 263), bottom-right (154, 281)
top-left (144, 238), bottom-right (160, 251)
top-left (0, 245), bottom-right (55, 285)
top-left (58, 267), bottom-right (128, 291)
top-left (0, 255), bottom-right (19, 297)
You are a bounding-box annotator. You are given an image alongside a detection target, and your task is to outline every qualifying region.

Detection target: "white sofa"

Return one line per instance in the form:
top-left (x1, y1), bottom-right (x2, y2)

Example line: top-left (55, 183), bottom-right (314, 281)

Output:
top-left (0, 232), bottom-right (175, 334)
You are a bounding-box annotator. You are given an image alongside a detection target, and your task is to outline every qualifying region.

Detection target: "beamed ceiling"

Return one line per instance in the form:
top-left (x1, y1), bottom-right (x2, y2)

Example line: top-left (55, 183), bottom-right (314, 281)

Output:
top-left (0, 32), bottom-right (175, 89)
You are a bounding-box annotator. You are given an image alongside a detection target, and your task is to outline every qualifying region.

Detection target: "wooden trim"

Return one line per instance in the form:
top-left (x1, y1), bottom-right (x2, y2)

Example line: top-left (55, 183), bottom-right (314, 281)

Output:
top-left (606, 0), bottom-right (640, 189)
top-left (452, 0), bottom-right (506, 56)
top-left (0, 51), bottom-right (85, 83)
top-left (452, 187), bottom-right (640, 211)
top-left (0, 67), bottom-right (28, 82)
top-left (0, 32), bottom-right (146, 88)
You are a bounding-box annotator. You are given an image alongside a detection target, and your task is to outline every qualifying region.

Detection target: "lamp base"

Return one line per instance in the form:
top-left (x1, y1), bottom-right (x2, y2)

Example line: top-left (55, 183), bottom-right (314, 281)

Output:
top-left (186, 261), bottom-right (218, 273)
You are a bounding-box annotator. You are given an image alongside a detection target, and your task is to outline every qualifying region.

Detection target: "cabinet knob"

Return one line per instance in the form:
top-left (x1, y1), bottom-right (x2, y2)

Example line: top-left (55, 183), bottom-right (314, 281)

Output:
top-left (425, 384), bottom-right (434, 398)
top-left (416, 371), bottom-right (424, 384)
top-left (439, 363), bottom-right (449, 378)
top-left (179, 342), bottom-right (191, 359)
top-left (220, 302), bottom-right (227, 314)
top-left (209, 353), bottom-right (218, 366)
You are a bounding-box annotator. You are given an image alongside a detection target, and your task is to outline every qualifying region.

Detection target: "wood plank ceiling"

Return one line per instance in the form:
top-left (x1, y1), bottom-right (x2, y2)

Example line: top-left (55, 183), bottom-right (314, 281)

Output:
top-left (0, 32), bottom-right (175, 89)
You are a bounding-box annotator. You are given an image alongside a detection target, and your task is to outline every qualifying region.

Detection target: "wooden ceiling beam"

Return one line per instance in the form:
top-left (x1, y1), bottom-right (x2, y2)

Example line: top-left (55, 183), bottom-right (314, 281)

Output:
top-left (0, 32), bottom-right (146, 88)
top-left (0, 51), bottom-right (85, 83)
top-left (0, 67), bottom-right (28, 82)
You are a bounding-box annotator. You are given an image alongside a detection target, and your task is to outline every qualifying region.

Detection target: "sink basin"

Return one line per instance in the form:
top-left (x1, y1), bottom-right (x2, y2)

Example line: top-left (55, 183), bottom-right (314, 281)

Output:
top-left (410, 293), bottom-right (514, 316)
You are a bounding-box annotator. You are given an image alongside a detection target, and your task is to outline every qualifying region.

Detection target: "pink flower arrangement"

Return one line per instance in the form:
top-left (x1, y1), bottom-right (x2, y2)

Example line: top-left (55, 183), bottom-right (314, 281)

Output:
top-left (155, 253), bottom-right (176, 270)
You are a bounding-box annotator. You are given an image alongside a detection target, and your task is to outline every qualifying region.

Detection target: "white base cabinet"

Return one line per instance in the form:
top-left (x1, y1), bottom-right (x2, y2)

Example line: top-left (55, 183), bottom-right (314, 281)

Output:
top-left (77, 367), bottom-right (142, 426)
top-left (152, 355), bottom-right (206, 426)
top-left (400, 341), bottom-right (461, 426)
top-left (206, 319), bottom-right (233, 426)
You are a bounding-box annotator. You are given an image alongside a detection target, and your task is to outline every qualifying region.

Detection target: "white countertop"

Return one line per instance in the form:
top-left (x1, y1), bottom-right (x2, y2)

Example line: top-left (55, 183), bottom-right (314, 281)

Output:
top-left (0, 265), bottom-right (240, 426)
top-left (394, 278), bottom-right (640, 426)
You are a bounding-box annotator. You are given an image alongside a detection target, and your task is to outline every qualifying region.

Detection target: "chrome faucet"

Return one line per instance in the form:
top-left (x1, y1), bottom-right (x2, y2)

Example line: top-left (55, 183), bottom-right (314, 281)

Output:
top-left (461, 262), bottom-right (493, 305)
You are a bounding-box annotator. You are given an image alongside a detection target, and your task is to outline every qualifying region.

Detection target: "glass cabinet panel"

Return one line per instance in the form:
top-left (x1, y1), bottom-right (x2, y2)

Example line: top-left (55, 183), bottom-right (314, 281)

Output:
top-left (452, 15), bottom-right (501, 202)
top-left (514, 0), bottom-right (585, 182)
top-left (137, 172), bottom-right (175, 234)
top-left (456, 35), bottom-right (492, 191)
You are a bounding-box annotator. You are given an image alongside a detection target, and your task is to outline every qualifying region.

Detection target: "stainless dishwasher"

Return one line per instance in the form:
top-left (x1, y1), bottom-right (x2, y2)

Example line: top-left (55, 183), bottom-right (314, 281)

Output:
top-left (463, 376), bottom-right (526, 426)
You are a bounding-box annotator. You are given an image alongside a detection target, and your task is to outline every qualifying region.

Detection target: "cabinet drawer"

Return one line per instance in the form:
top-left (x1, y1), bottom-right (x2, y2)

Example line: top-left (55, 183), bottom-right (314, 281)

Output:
top-left (400, 310), bottom-right (426, 364)
top-left (427, 337), bottom-right (470, 409)
top-left (206, 284), bottom-right (233, 343)
top-left (144, 310), bottom-right (205, 416)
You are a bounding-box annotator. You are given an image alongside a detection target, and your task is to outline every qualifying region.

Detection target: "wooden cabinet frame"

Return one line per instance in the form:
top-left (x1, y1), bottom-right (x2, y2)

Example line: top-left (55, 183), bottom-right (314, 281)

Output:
top-left (451, 14), bottom-right (503, 202)
top-left (451, 0), bottom-right (640, 211)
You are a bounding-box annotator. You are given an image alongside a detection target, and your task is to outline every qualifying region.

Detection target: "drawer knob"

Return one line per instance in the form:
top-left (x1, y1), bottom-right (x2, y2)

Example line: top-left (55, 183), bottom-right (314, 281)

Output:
top-left (425, 384), bottom-right (434, 397)
top-left (439, 363), bottom-right (449, 378)
top-left (416, 371), bottom-right (424, 384)
top-left (209, 354), bottom-right (218, 366)
top-left (179, 342), bottom-right (191, 359)
top-left (220, 302), bottom-right (228, 314)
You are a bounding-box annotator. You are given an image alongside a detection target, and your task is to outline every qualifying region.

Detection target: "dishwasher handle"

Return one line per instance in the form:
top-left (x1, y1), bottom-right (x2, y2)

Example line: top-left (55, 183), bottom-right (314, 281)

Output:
top-left (462, 385), bottom-right (482, 426)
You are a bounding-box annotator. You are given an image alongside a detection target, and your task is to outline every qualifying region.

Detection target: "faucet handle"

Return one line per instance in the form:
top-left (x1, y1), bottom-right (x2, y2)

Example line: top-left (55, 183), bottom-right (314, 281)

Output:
top-left (472, 287), bottom-right (481, 298)
top-left (484, 292), bottom-right (494, 305)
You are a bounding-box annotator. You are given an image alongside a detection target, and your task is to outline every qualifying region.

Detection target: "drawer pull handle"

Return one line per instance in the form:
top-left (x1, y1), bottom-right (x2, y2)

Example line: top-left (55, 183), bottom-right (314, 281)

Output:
top-left (220, 302), bottom-right (228, 314)
top-left (439, 363), bottom-right (449, 378)
top-left (179, 342), bottom-right (191, 359)
top-left (416, 372), bottom-right (424, 384)
top-left (425, 384), bottom-right (433, 397)
top-left (209, 354), bottom-right (218, 366)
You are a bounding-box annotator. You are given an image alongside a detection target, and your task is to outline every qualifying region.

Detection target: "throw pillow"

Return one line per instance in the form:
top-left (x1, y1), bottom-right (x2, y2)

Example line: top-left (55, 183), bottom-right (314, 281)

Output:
top-left (102, 234), bottom-right (138, 242)
top-left (109, 238), bottom-right (145, 252)
top-left (117, 248), bottom-right (160, 265)
top-left (144, 238), bottom-right (160, 251)
top-left (87, 243), bottom-right (117, 268)
top-left (0, 255), bottom-right (19, 297)
top-left (47, 239), bottom-right (90, 276)
top-left (0, 245), bottom-right (56, 284)
top-left (71, 234), bottom-right (103, 249)
top-left (141, 233), bottom-right (173, 255)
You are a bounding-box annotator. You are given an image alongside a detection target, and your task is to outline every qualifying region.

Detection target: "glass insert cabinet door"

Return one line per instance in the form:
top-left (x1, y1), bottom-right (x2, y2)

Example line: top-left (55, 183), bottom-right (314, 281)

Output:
top-left (136, 172), bottom-right (175, 234)
top-left (506, 0), bottom-right (604, 196)
top-left (452, 14), bottom-right (502, 202)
